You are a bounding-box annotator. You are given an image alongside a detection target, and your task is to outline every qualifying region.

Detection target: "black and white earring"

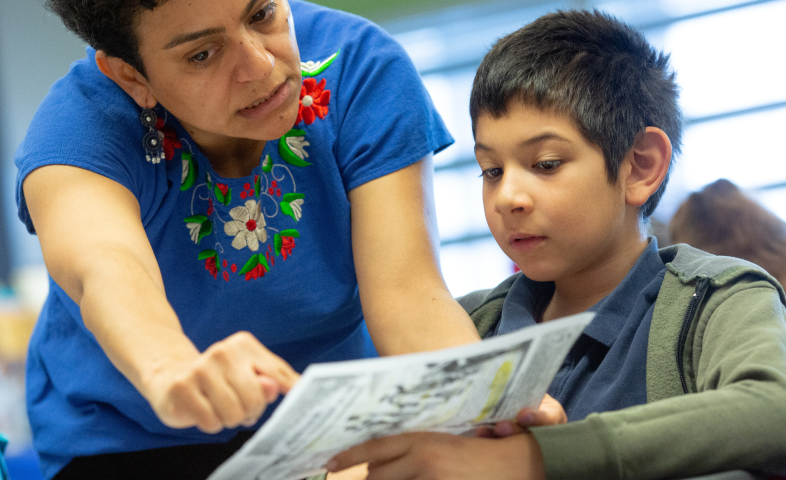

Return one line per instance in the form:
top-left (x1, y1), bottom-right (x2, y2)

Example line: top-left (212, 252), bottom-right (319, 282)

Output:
top-left (140, 108), bottom-right (165, 164)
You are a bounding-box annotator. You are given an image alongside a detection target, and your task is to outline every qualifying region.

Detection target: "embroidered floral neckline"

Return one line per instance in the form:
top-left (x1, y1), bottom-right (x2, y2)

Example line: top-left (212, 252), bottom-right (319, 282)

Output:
top-left (142, 51), bottom-right (340, 283)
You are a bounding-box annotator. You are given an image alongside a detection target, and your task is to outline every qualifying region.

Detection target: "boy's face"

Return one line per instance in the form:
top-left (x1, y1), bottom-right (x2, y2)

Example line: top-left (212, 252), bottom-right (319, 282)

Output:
top-left (475, 102), bottom-right (642, 285)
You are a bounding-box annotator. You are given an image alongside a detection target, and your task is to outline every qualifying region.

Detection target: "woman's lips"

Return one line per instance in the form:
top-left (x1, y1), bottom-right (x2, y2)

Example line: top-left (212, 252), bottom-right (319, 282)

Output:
top-left (238, 80), bottom-right (291, 120)
top-left (509, 235), bottom-right (546, 252)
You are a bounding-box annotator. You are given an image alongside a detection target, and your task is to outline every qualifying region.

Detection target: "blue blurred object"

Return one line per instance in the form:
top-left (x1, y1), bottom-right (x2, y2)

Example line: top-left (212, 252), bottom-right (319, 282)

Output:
top-left (0, 432), bottom-right (10, 480)
top-left (5, 446), bottom-right (44, 480)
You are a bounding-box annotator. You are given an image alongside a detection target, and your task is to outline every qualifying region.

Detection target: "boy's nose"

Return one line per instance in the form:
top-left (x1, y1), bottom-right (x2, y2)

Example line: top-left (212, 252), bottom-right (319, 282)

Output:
top-left (233, 37), bottom-right (275, 83)
top-left (494, 173), bottom-right (533, 215)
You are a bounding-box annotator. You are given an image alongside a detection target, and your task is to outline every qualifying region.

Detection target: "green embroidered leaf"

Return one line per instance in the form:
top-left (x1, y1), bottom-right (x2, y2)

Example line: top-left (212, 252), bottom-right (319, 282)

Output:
top-left (214, 185), bottom-right (232, 206)
top-left (255, 175), bottom-right (262, 198)
top-left (184, 214), bottom-right (208, 223)
top-left (180, 153), bottom-right (198, 191)
top-left (301, 50), bottom-right (340, 77)
top-left (258, 255), bottom-right (270, 271)
top-left (282, 193), bottom-right (305, 202)
top-left (279, 129), bottom-right (312, 167)
top-left (262, 154), bottom-right (273, 173)
top-left (280, 229), bottom-right (301, 238)
top-left (198, 249), bottom-right (217, 260)
top-left (238, 255), bottom-right (260, 275)
top-left (197, 220), bottom-right (213, 244)
top-left (281, 201), bottom-right (295, 220)
top-left (274, 233), bottom-right (282, 256)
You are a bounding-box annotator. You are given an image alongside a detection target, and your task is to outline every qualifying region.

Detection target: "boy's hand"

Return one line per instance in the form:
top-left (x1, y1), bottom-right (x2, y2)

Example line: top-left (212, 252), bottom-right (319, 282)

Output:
top-left (327, 432), bottom-right (545, 480)
top-left (143, 331), bottom-right (300, 434)
top-left (478, 394), bottom-right (567, 438)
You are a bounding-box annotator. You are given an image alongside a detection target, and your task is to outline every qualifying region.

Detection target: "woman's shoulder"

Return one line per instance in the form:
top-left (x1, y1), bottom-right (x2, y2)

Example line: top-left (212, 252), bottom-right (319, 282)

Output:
top-left (291, 1), bottom-right (405, 65)
top-left (18, 48), bottom-right (140, 164)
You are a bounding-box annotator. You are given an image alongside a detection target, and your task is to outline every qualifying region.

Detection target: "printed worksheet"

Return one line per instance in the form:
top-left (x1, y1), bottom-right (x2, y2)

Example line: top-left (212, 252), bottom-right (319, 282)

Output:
top-left (209, 312), bottom-right (594, 480)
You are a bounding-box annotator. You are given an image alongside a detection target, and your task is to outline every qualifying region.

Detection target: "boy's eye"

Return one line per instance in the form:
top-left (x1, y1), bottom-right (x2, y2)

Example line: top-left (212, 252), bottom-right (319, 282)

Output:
top-left (250, 1), bottom-right (277, 24)
top-left (535, 160), bottom-right (561, 171)
top-left (480, 168), bottom-right (503, 180)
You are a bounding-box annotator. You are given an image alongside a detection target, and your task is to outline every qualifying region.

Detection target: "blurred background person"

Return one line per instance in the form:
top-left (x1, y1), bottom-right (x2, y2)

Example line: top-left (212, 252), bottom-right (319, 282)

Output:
top-left (670, 178), bottom-right (786, 285)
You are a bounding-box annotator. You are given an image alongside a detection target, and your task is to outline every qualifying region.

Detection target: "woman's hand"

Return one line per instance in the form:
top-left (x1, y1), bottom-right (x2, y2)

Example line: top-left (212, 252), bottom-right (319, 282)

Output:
top-left (24, 165), bottom-right (300, 434)
top-left (478, 394), bottom-right (567, 438)
top-left (327, 432), bottom-right (545, 480)
top-left (143, 331), bottom-right (300, 433)
top-left (327, 463), bottom-right (368, 480)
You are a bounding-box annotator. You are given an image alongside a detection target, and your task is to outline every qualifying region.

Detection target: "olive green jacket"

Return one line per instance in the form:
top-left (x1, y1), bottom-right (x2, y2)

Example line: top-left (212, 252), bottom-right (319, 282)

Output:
top-left (458, 244), bottom-right (786, 479)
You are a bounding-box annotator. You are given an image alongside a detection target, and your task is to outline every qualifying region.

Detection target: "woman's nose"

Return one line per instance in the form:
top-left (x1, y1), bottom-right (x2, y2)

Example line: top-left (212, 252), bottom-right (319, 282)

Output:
top-left (233, 37), bottom-right (275, 83)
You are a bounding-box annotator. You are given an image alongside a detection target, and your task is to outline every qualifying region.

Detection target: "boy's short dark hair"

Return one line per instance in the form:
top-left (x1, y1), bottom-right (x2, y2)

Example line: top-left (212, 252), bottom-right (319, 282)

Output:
top-left (46, 0), bottom-right (168, 77)
top-left (470, 10), bottom-right (682, 218)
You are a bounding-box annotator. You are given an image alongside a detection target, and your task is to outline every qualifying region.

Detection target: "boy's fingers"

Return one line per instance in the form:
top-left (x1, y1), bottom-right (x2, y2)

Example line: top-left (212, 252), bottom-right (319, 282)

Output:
top-left (538, 394), bottom-right (568, 424)
top-left (494, 420), bottom-right (524, 437)
top-left (475, 426), bottom-right (496, 438)
top-left (328, 435), bottom-right (411, 472)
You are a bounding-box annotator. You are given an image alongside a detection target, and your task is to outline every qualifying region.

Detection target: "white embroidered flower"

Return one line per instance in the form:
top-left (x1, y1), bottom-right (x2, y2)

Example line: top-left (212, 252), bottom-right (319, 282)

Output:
top-left (300, 52), bottom-right (339, 75)
top-left (285, 135), bottom-right (310, 160)
top-left (224, 199), bottom-right (267, 251)
top-left (289, 198), bottom-right (305, 221)
top-left (187, 222), bottom-right (202, 243)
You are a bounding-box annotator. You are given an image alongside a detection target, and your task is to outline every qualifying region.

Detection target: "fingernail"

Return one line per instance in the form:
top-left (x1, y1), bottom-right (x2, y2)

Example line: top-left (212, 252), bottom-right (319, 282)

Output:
top-left (496, 422), bottom-right (513, 436)
top-left (520, 413), bottom-right (535, 426)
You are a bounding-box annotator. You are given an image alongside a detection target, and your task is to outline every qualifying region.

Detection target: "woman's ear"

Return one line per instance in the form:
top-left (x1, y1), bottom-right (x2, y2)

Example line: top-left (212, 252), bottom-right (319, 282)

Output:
top-left (624, 127), bottom-right (672, 208)
top-left (95, 50), bottom-right (157, 109)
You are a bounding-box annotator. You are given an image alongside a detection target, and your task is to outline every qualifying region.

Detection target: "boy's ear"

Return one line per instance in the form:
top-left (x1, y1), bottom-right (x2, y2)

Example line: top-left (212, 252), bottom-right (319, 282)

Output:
top-left (624, 127), bottom-right (672, 208)
top-left (95, 50), bottom-right (157, 109)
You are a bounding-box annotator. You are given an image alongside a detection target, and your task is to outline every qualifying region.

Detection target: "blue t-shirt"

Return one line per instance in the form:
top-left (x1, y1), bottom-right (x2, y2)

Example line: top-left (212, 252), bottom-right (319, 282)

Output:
top-left (492, 238), bottom-right (666, 420)
top-left (15, 2), bottom-right (453, 477)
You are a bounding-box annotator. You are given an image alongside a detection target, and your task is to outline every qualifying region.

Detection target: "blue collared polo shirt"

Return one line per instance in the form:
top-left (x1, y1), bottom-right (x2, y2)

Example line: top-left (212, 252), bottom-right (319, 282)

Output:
top-left (492, 238), bottom-right (667, 421)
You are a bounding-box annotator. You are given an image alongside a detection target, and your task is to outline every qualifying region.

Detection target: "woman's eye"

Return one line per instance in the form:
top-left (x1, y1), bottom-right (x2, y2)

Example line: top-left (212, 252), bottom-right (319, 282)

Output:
top-left (188, 46), bottom-right (218, 66)
top-left (480, 168), bottom-right (503, 180)
top-left (251, 1), bottom-right (277, 24)
top-left (190, 51), bottom-right (211, 63)
top-left (536, 160), bottom-right (561, 171)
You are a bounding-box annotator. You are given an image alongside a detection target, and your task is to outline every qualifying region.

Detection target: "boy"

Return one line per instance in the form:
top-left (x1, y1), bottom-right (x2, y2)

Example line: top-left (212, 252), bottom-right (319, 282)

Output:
top-left (327, 10), bottom-right (786, 479)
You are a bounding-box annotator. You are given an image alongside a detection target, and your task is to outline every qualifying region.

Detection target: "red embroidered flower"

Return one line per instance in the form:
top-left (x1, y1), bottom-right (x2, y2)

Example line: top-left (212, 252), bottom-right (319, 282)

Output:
top-left (217, 183), bottom-right (229, 196)
top-left (155, 118), bottom-right (182, 160)
top-left (205, 256), bottom-right (218, 279)
top-left (296, 78), bottom-right (330, 125)
top-left (244, 263), bottom-right (267, 281)
top-left (281, 236), bottom-right (296, 260)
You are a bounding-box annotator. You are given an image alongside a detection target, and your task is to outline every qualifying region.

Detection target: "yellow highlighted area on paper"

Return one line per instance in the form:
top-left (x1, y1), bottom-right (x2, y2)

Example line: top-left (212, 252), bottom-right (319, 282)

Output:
top-left (474, 360), bottom-right (513, 422)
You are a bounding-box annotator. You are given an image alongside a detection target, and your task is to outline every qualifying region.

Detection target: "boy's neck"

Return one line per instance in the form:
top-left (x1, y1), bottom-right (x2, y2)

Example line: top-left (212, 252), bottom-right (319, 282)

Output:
top-left (540, 235), bottom-right (650, 322)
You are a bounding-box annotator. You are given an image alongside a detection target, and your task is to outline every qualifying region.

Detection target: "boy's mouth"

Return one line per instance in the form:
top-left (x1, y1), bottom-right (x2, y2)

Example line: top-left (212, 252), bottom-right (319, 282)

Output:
top-left (509, 235), bottom-right (546, 251)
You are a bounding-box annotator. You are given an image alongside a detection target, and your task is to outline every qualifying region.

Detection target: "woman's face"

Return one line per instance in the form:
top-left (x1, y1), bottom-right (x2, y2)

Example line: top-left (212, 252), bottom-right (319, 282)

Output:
top-left (135, 0), bottom-right (302, 146)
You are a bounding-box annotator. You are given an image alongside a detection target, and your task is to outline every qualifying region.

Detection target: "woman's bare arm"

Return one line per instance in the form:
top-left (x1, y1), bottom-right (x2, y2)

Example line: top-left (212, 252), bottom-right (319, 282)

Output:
top-left (24, 165), bottom-right (298, 432)
top-left (348, 156), bottom-right (481, 355)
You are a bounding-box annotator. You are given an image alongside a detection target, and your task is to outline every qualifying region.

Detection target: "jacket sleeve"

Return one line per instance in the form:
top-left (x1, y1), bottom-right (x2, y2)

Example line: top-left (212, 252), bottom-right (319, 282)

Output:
top-left (530, 276), bottom-right (786, 479)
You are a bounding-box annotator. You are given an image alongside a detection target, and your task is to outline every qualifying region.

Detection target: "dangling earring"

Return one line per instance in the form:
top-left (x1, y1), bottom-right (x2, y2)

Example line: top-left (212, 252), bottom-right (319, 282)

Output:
top-left (140, 108), bottom-right (165, 164)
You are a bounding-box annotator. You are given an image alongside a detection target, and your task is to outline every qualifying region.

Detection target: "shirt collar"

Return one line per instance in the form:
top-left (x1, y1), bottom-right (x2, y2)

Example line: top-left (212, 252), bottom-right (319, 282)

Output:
top-left (497, 237), bottom-right (665, 347)
top-left (583, 237), bottom-right (665, 347)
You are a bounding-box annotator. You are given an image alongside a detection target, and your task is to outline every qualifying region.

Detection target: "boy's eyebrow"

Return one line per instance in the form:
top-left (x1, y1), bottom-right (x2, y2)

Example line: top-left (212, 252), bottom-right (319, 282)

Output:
top-left (163, 0), bottom-right (260, 50)
top-left (474, 132), bottom-right (570, 153)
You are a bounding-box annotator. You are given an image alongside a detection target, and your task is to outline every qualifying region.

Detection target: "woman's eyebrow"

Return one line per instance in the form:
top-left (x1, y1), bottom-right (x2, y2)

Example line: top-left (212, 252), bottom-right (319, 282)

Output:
top-left (164, 27), bottom-right (225, 49)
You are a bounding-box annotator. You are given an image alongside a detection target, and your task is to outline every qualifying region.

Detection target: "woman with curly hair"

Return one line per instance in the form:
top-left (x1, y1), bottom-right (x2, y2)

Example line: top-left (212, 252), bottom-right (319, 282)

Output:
top-left (15, 0), bottom-right (483, 477)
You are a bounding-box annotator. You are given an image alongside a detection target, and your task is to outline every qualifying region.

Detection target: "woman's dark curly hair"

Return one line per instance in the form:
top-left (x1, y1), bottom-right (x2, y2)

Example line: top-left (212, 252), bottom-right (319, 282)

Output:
top-left (46, 0), bottom-right (168, 77)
